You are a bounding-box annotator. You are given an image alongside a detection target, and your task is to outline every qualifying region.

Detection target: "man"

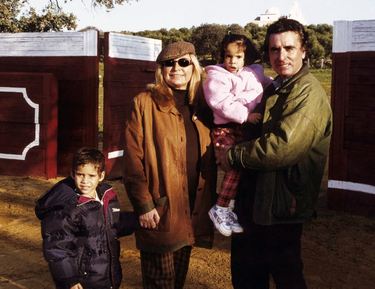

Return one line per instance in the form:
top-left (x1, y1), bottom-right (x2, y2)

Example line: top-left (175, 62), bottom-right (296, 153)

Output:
top-left (215, 19), bottom-right (332, 288)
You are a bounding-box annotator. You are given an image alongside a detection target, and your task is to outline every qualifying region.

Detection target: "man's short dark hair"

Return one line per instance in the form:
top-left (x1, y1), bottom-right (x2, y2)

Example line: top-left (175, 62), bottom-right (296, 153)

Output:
top-left (263, 18), bottom-right (310, 61)
top-left (71, 147), bottom-right (105, 174)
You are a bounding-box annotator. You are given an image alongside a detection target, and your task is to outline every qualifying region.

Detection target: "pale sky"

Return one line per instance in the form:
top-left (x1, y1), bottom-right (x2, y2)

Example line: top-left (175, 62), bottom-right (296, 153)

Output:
top-left (28, 0), bottom-right (375, 32)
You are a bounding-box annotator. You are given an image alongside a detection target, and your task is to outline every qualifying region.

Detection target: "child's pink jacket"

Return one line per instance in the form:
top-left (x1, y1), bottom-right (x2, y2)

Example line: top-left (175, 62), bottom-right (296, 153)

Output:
top-left (204, 64), bottom-right (273, 125)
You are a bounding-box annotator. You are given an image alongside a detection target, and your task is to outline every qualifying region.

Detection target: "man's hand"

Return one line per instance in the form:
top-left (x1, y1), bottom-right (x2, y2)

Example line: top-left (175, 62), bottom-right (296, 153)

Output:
top-left (214, 143), bottom-right (232, 172)
top-left (70, 284), bottom-right (83, 289)
top-left (139, 208), bottom-right (160, 229)
top-left (247, 112), bottom-right (263, 124)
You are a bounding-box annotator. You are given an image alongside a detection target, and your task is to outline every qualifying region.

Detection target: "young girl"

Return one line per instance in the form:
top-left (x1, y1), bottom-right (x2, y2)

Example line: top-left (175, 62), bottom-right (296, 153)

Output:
top-left (204, 34), bottom-right (273, 236)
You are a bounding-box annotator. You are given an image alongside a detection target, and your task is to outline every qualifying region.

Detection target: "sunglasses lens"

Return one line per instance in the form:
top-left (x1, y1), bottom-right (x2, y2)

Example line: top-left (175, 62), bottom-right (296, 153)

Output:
top-left (163, 59), bottom-right (175, 67)
top-left (163, 59), bottom-right (191, 67)
top-left (178, 59), bottom-right (191, 67)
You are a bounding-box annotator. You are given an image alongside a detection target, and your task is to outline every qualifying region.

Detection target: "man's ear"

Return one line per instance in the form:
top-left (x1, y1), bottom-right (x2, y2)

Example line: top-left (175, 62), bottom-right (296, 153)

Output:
top-left (99, 171), bottom-right (105, 182)
top-left (70, 170), bottom-right (75, 179)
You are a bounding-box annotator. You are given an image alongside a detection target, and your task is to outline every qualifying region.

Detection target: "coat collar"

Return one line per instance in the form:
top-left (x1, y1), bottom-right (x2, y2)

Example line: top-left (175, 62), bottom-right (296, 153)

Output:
top-left (273, 63), bottom-right (310, 94)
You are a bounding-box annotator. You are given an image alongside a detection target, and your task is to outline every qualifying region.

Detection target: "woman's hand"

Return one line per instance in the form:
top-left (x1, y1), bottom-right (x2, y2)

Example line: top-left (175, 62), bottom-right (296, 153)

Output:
top-left (70, 283), bottom-right (83, 289)
top-left (139, 209), bottom-right (160, 229)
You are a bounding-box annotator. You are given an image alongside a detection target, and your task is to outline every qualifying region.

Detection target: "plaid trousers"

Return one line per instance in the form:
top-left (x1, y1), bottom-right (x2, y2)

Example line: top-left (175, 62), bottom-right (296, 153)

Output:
top-left (140, 246), bottom-right (192, 289)
top-left (212, 126), bottom-right (244, 207)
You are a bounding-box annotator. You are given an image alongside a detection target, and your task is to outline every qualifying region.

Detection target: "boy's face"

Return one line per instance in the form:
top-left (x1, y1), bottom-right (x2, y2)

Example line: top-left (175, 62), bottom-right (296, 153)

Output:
top-left (71, 164), bottom-right (105, 198)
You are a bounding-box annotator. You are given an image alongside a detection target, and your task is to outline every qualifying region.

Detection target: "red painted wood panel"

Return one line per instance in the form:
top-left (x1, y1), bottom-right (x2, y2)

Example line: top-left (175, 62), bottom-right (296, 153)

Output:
top-left (0, 72), bottom-right (58, 178)
top-left (328, 51), bottom-right (375, 215)
top-left (0, 56), bottom-right (99, 175)
top-left (103, 34), bottom-right (158, 179)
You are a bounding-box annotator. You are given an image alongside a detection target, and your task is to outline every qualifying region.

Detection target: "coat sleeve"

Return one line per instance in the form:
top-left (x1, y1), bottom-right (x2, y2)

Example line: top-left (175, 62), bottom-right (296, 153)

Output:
top-left (123, 95), bottom-right (155, 215)
top-left (117, 211), bottom-right (140, 237)
top-left (203, 69), bottom-right (256, 124)
top-left (227, 79), bottom-right (331, 171)
top-left (41, 210), bottom-right (80, 289)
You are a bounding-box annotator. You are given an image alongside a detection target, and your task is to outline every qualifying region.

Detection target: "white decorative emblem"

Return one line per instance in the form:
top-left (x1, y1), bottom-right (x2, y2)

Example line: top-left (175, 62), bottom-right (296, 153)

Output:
top-left (0, 87), bottom-right (39, 160)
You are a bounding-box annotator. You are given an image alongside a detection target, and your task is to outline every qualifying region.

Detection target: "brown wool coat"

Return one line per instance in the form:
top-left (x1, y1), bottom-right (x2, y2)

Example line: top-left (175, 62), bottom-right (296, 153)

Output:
top-left (123, 91), bottom-right (217, 253)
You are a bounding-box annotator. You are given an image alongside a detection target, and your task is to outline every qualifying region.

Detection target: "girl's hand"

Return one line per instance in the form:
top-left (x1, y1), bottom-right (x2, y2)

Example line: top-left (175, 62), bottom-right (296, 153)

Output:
top-left (139, 209), bottom-right (160, 229)
top-left (70, 283), bottom-right (83, 289)
top-left (247, 113), bottom-right (263, 124)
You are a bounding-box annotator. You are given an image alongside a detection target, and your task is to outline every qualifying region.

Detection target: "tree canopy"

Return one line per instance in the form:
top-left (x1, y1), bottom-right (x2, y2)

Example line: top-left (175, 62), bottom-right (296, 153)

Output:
top-left (0, 0), bottom-right (76, 32)
top-left (126, 23), bottom-right (333, 67)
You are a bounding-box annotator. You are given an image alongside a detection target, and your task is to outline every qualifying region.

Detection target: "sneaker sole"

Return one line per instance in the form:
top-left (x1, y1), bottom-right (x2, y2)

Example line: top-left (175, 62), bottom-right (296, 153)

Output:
top-left (208, 210), bottom-right (232, 237)
top-left (231, 227), bottom-right (244, 233)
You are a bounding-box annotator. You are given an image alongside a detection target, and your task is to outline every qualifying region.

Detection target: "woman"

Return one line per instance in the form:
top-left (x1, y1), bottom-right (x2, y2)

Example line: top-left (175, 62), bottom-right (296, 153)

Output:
top-left (123, 41), bottom-right (217, 289)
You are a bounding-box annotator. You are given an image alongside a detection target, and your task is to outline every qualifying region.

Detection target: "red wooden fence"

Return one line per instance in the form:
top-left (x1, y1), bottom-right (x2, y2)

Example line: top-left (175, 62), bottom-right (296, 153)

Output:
top-left (103, 33), bottom-right (161, 179)
top-left (0, 31), bottom-right (99, 177)
top-left (328, 20), bottom-right (375, 216)
top-left (0, 72), bottom-right (58, 178)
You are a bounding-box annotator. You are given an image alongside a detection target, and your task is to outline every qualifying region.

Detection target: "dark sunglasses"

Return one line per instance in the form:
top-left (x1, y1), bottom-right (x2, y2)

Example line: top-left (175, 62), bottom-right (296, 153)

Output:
top-left (163, 58), bottom-right (192, 67)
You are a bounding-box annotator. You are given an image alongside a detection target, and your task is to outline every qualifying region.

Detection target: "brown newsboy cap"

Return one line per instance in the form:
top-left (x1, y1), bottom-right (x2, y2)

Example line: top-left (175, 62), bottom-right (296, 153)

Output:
top-left (156, 41), bottom-right (196, 64)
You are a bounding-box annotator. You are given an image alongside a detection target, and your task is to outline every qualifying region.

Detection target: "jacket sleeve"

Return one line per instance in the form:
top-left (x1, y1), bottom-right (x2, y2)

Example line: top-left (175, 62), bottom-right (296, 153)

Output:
top-left (41, 210), bottom-right (80, 289)
top-left (227, 80), bottom-right (331, 171)
top-left (123, 95), bottom-right (155, 215)
top-left (203, 69), bottom-right (255, 124)
top-left (117, 211), bottom-right (140, 237)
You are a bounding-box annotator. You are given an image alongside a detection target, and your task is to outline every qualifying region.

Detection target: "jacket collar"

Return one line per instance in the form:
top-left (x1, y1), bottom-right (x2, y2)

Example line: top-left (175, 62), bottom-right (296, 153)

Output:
top-left (273, 64), bottom-right (310, 93)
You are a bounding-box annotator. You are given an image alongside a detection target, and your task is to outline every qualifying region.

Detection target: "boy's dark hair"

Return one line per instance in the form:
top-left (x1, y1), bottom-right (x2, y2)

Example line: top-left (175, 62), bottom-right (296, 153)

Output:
top-left (71, 147), bottom-right (105, 174)
top-left (218, 34), bottom-right (261, 66)
top-left (263, 18), bottom-right (310, 62)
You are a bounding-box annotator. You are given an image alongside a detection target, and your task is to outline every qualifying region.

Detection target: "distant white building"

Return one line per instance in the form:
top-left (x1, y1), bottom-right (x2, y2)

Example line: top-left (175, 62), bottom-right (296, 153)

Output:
top-left (288, 2), bottom-right (307, 25)
top-left (252, 2), bottom-right (307, 26)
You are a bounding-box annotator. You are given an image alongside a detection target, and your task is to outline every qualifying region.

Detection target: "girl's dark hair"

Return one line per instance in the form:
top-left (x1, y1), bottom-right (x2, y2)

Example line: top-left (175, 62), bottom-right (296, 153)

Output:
top-left (263, 18), bottom-right (310, 62)
top-left (71, 147), bottom-right (105, 174)
top-left (218, 34), bottom-right (260, 66)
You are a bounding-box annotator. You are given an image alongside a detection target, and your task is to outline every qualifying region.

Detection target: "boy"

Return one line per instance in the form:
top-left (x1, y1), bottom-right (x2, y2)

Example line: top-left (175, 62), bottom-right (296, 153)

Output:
top-left (35, 147), bottom-right (137, 289)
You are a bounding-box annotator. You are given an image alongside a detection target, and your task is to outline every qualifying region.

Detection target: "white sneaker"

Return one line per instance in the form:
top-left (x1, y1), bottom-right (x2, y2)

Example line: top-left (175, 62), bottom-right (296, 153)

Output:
top-left (208, 204), bottom-right (232, 236)
top-left (228, 210), bottom-right (243, 233)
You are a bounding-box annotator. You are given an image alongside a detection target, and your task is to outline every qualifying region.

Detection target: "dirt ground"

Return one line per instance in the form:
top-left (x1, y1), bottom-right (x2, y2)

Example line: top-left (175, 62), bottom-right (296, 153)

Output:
top-left (0, 170), bottom-right (375, 289)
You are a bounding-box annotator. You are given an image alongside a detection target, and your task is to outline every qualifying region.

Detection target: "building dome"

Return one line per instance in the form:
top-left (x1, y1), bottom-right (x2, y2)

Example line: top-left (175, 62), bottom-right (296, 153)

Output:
top-left (265, 7), bottom-right (281, 15)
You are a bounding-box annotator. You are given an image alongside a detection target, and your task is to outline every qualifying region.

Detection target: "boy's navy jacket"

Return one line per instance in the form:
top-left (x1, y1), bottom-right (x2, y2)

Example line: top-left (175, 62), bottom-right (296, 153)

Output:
top-left (35, 177), bottom-right (137, 289)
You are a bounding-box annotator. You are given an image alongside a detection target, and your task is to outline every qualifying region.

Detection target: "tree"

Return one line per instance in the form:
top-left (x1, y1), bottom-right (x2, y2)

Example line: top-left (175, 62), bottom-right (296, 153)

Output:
top-left (0, 0), bottom-right (77, 32)
top-left (190, 24), bottom-right (227, 60)
top-left (306, 28), bottom-right (326, 67)
top-left (244, 23), bottom-right (267, 52)
top-left (51, 0), bottom-right (136, 10)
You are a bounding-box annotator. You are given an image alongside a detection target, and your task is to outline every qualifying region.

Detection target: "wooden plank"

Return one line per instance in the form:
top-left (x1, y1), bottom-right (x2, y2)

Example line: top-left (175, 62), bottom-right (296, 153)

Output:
top-left (0, 54), bottom-right (99, 175)
top-left (344, 116), bottom-right (375, 146)
top-left (346, 150), bottom-right (375, 187)
top-left (344, 190), bottom-right (375, 217)
top-left (0, 57), bottom-right (94, 81)
top-left (103, 32), bottom-right (160, 179)
top-left (0, 73), bottom-right (58, 178)
top-left (108, 33), bottom-right (161, 61)
top-left (0, 31), bottom-right (97, 57)
top-left (333, 20), bottom-right (375, 53)
top-left (327, 188), bottom-right (345, 212)
top-left (348, 84), bottom-right (375, 112)
top-left (329, 53), bottom-right (349, 182)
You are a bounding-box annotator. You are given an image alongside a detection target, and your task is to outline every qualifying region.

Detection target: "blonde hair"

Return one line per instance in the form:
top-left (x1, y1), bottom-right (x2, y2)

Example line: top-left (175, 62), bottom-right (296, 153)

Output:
top-left (147, 54), bottom-right (203, 105)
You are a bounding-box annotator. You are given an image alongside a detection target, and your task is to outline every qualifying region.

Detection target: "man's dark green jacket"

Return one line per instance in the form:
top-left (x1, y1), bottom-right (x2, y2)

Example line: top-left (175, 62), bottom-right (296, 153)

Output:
top-left (228, 64), bottom-right (332, 225)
